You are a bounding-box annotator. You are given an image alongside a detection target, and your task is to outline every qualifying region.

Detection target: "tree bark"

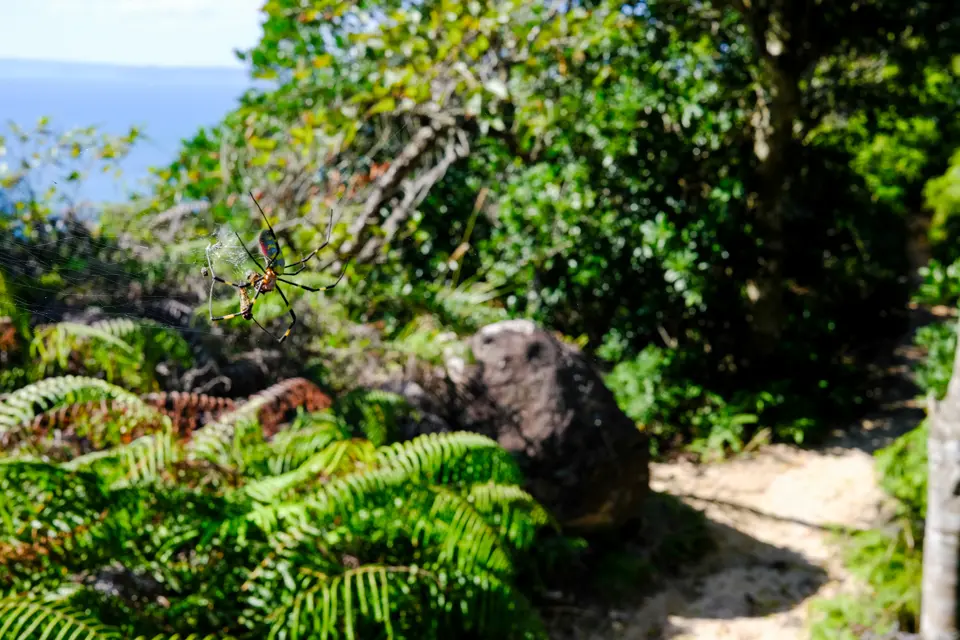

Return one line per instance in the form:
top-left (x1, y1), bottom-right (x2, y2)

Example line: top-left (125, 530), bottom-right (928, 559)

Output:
top-left (736, 0), bottom-right (803, 358)
top-left (922, 324), bottom-right (960, 640)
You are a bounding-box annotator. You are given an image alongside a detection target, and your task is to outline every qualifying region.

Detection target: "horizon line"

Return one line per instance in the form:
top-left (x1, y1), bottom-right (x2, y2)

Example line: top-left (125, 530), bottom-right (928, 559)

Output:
top-left (0, 55), bottom-right (249, 73)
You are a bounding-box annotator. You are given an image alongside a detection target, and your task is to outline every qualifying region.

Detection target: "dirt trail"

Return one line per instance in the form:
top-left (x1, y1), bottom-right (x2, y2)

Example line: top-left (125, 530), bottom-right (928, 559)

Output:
top-left (637, 440), bottom-right (904, 639)
top-left (556, 312), bottom-right (934, 640)
top-left (623, 324), bottom-right (927, 639)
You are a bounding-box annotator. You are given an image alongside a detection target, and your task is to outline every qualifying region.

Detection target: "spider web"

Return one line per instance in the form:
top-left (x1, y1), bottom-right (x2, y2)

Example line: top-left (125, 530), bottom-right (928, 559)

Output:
top-left (2, 114), bottom-right (426, 336)
top-left (205, 225), bottom-right (260, 277)
top-left (0, 218), bottom-right (272, 339)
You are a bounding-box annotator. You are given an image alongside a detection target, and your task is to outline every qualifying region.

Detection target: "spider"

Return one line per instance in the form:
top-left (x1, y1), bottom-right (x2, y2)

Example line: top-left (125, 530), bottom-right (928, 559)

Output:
top-left (200, 191), bottom-right (347, 343)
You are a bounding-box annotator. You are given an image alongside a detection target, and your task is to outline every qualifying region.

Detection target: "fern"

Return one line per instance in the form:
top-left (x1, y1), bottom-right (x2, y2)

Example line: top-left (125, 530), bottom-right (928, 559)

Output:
top-left (0, 376), bottom-right (554, 639)
top-left (0, 376), bottom-right (155, 432)
top-left (257, 410), bottom-right (349, 475)
top-left (142, 391), bottom-right (236, 434)
top-left (334, 389), bottom-right (414, 447)
top-left (186, 378), bottom-right (333, 464)
top-left (30, 319), bottom-right (193, 391)
top-left (467, 483), bottom-right (558, 548)
top-left (0, 593), bottom-right (122, 640)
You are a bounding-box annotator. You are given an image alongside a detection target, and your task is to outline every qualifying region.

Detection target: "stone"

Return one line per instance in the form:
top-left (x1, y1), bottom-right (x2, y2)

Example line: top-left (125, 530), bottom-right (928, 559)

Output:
top-left (462, 320), bottom-right (650, 531)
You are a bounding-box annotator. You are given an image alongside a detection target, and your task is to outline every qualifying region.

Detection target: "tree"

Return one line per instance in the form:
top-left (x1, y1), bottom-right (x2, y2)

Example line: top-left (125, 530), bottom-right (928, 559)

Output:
top-left (922, 319), bottom-right (960, 638)
top-left (131, 0), bottom-right (960, 447)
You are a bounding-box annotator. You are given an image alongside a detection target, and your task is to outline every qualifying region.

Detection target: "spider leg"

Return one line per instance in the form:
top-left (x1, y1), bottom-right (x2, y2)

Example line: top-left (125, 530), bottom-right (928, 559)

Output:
top-left (204, 246), bottom-right (250, 322)
top-left (250, 190), bottom-right (279, 238)
top-left (277, 259), bottom-right (349, 293)
top-left (278, 206), bottom-right (336, 275)
top-left (273, 283), bottom-right (297, 343)
top-left (251, 277), bottom-right (269, 302)
top-left (251, 315), bottom-right (283, 342)
top-left (210, 310), bottom-right (247, 322)
top-left (235, 232), bottom-right (266, 274)
top-left (209, 275), bottom-right (251, 289)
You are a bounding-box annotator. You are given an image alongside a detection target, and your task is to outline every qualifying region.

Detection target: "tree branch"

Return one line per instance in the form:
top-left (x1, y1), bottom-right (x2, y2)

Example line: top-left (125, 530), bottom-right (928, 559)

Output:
top-left (338, 119), bottom-right (453, 261)
top-left (354, 130), bottom-right (470, 264)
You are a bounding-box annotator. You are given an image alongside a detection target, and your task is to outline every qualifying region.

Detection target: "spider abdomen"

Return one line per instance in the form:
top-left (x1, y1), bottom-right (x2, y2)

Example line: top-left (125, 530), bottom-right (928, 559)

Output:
top-left (258, 229), bottom-right (285, 273)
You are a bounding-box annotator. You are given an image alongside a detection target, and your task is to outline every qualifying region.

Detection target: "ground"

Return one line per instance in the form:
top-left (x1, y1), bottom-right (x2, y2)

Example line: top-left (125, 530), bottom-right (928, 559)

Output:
top-left (545, 310), bottom-right (933, 639)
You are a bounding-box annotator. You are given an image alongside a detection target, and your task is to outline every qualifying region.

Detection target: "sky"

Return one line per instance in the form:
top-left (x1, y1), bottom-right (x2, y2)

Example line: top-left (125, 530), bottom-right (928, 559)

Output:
top-left (1, 0), bottom-right (264, 68)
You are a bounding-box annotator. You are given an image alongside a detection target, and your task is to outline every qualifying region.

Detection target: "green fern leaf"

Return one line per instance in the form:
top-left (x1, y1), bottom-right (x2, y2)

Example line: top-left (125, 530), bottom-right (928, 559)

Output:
top-left (0, 592), bottom-right (122, 639)
top-left (0, 376), bottom-right (154, 432)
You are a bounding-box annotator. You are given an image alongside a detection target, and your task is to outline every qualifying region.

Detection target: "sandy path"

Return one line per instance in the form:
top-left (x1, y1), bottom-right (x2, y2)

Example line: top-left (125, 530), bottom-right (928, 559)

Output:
top-left (549, 315), bottom-right (931, 640)
top-left (635, 441), bottom-right (897, 639)
top-left (627, 330), bottom-right (926, 639)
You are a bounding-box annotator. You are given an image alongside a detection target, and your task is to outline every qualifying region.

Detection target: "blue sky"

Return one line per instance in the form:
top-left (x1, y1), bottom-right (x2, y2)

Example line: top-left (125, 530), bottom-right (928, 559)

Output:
top-left (1, 0), bottom-right (264, 68)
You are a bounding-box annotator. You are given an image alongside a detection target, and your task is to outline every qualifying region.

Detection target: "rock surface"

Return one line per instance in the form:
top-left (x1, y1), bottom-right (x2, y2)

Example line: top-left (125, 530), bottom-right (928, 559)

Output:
top-left (394, 319), bottom-right (650, 531)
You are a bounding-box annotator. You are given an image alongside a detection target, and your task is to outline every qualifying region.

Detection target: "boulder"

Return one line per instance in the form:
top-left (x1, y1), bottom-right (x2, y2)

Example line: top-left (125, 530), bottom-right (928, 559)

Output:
top-left (393, 319), bottom-right (650, 532)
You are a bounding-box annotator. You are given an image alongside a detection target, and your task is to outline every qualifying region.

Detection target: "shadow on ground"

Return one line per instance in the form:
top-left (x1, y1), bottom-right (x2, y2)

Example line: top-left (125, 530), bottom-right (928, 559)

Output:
top-left (540, 492), bottom-right (828, 639)
top-left (818, 304), bottom-right (940, 456)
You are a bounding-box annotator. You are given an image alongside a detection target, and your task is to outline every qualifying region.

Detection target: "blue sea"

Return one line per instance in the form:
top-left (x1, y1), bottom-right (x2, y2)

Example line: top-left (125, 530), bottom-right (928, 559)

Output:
top-left (0, 58), bottom-right (253, 205)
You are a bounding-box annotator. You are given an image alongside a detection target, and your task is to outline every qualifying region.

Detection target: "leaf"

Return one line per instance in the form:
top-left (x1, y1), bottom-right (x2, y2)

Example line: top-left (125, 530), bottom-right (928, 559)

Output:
top-left (313, 54), bottom-right (334, 68)
top-left (366, 97), bottom-right (397, 117)
top-left (484, 78), bottom-right (509, 100)
top-left (465, 92), bottom-right (483, 117)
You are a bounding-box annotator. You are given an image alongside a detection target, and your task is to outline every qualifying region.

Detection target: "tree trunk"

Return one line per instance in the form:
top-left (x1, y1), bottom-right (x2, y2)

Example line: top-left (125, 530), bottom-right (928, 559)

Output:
top-left (922, 324), bottom-right (960, 639)
top-left (733, 0), bottom-right (804, 360)
top-left (748, 65), bottom-right (798, 352)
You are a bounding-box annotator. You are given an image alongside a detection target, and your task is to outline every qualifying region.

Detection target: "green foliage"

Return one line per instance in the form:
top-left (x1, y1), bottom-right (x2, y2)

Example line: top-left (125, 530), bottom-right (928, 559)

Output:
top-left (913, 321), bottom-right (957, 400)
top-left (332, 388), bottom-right (414, 447)
top-left (0, 116), bottom-right (140, 217)
top-left (115, 0), bottom-right (959, 457)
top-left (913, 258), bottom-right (960, 307)
top-left (605, 344), bottom-right (812, 456)
top-left (30, 319), bottom-right (193, 392)
top-left (0, 368), bottom-right (554, 639)
top-left (810, 332), bottom-right (938, 636)
top-left (0, 375), bottom-right (153, 430)
top-left (925, 148), bottom-right (960, 248)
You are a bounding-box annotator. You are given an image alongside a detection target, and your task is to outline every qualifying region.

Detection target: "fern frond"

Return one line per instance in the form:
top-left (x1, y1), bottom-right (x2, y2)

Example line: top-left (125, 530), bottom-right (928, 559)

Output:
top-left (422, 485), bottom-right (515, 574)
top-left (467, 483), bottom-right (558, 547)
top-left (187, 378), bottom-right (332, 460)
top-left (29, 319), bottom-right (193, 391)
top-left (32, 321), bottom-right (138, 361)
top-left (0, 592), bottom-right (122, 639)
top-left (243, 438), bottom-right (377, 504)
top-left (242, 432), bottom-right (516, 536)
top-left (335, 389), bottom-right (413, 447)
top-left (64, 427), bottom-right (183, 487)
top-left (374, 431), bottom-right (523, 487)
top-left (89, 318), bottom-right (191, 360)
top-left (250, 378), bottom-right (334, 437)
top-left (265, 565), bottom-right (436, 640)
top-left (0, 376), bottom-right (154, 432)
top-left (3, 398), bottom-right (171, 460)
top-left (260, 412), bottom-right (347, 475)
top-left (141, 391), bottom-right (236, 434)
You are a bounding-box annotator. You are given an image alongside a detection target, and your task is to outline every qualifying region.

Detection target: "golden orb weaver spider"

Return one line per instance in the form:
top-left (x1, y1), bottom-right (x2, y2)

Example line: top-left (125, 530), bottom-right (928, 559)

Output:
top-left (200, 191), bottom-right (348, 343)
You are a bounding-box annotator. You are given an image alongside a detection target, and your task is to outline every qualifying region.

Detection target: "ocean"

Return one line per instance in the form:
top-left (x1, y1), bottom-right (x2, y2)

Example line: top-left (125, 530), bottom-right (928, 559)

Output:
top-left (1, 58), bottom-right (252, 205)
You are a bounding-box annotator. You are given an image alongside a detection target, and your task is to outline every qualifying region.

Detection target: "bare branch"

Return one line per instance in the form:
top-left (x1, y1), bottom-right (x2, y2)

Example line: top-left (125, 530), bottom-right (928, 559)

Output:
top-left (338, 119), bottom-right (454, 261)
top-left (354, 129), bottom-right (470, 263)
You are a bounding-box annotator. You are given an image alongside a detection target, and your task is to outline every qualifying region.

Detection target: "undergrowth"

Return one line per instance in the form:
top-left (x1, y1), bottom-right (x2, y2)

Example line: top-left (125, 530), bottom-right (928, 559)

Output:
top-left (809, 314), bottom-right (947, 637)
top-left (0, 317), bottom-right (558, 640)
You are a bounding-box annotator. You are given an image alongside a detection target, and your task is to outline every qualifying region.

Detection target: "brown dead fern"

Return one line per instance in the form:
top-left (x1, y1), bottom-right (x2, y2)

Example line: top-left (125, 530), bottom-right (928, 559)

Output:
top-left (141, 391), bottom-right (237, 434)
